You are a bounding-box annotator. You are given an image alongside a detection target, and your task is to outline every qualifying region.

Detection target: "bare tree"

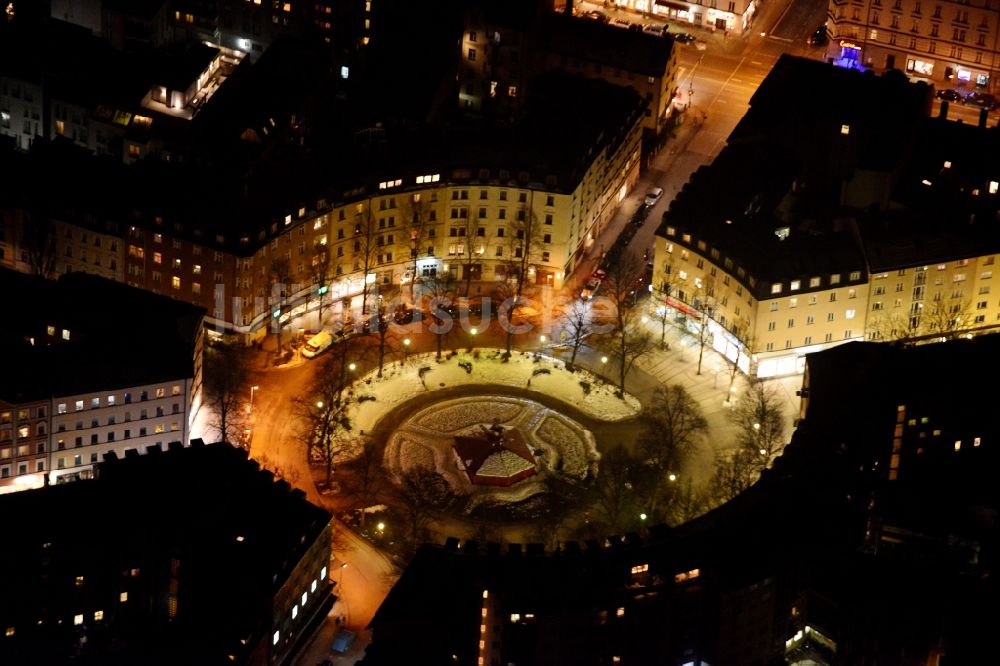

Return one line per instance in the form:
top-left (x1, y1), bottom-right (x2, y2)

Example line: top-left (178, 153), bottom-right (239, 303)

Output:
top-left (563, 298), bottom-right (594, 369)
top-left (296, 346), bottom-right (354, 486)
top-left (310, 240), bottom-right (333, 326)
top-left (589, 445), bottom-right (643, 533)
top-left (868, 300), bottom-right (974, 344)
top-left (402, 196), bottom-right (429, 302)
top-left (369, 297), bottom-right (397, 378)
top-left (342, 443), bottom-right (385, 528)
top-left (730, 379), bottom-right (787, 475)
top-left (639, 385), bottom-right (707, 473)
top-left (598, 251), bottom-right (656, 393)
top-left (269, 256), bottom-right (293, 355)
top-left (420, 271), bottom-right (457, 360)
top-left (725, 332), bottom-right (754, 403)
top-left (495, 202), bottom-right (543, 355)
top-left (397, 465), bottom-right (453, 555)
top-left (709, 448), bottom-right (759, 504)
top-left (353, 201), bottom-right (381, 317)
top-left (203, 341), bottom-right (251, 445)
top-left (21, 216), bottom-right (57, 278)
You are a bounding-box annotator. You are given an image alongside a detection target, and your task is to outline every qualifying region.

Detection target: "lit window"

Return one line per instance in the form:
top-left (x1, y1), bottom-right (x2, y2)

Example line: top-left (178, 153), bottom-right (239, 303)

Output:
top-left (990, 181), bottom-right (998, 194)
top-left (321, 566), bottom-right (327, 579)
top-left (974, 437), bottom-right (981, 447)
top-left (172, 276), bottom-right (181, 290)
top-left (943, 160), bottom-right (952, 169)
top-left (616, 607), bottom-right (625, 617)
top-left (311, 579), bottom-right (317, 593)
top-left (120, 592), bottom-right (128, 602)
top-left (4, 627), bottom-right (13, 637)
top-left (510, 613), bottom-right (520, 622)
top-left (846, 309), bottom-right (856, 319)
top-left (630, 563), bottom-right (649, 574)
top-left (840, 124), bottom-right (850, 135)
top-left (301, 592), bottom-right (308, 606)
top-left (62, 329), bottom-right (71, 341)
top-left (790, 280), bottom-right (800, 290)
top-left (292, 605), bottom-right (298, 620)
top-left (273, 630), bottom-right (280, 645)
top-left (771, 283), bottom-right (782, 294)
top-left (74, 614), bottom-right (84, 626)
top-left (75, 576), bottom-right (84, 587)
top-left (94, 610), bottom-right (104, 621)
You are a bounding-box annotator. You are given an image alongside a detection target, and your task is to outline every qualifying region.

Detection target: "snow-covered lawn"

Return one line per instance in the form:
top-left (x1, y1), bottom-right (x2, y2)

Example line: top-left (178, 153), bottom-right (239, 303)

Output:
top-left (350, 348), bottom-right (640, 433)
top-left (382, 396), bottom-right (599, 511)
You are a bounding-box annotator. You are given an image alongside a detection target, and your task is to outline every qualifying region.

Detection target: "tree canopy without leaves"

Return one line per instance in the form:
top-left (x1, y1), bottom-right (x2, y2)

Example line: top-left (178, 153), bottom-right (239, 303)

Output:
top-left (203, 341), bottom-right (251, 445)
top-left (296, 346), bottom-right (354, 486)
top-left (730, 379), bottom-right (787, 476)
top-left (597, 251), bottom-right (655, 392)
top-left (639, 384), bottom-right (708, 473)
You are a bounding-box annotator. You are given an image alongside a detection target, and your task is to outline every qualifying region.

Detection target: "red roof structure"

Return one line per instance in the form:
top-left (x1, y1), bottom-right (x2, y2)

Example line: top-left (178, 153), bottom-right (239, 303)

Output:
top-left (452, 424), bottom-right (537, 487)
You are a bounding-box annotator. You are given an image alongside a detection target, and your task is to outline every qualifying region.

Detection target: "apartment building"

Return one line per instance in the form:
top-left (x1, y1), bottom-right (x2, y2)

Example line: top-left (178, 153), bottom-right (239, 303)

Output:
top-left (1, 72), bottom-right (644, 338)
top-left (0, 268), bottom-right (204, 490)
top-left (825, 0), bottom-right (1000, 93)
top-left (653, 55), bottom-right (1000, 377)
top-left (0, 441), bottom-right (334, 665)
top-left (460, 1), bottom-right (679, 139)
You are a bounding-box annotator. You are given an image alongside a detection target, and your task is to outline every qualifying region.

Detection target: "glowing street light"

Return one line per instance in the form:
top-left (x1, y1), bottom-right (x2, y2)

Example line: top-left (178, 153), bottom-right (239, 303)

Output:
top-left (403, 338), bottom-right (411, 347)
top-left (249, 385), bottom-right (260, 414)
top-left (668, 473), bottom-right (677, 482)
top-left (470, 327), bottom-right (478, 336)
top-left (316, 401), bottom-right (324, 410)
top-left (540, 335), bottom-right (547, 343)
top-left (349, 363), bottom-right (356, 371)
top-left (639, 513), bottom-right (647, 521)
top-left (601, 356), bottom-right (608, 364)
top-left (376, 522), bottom-right (385, 532)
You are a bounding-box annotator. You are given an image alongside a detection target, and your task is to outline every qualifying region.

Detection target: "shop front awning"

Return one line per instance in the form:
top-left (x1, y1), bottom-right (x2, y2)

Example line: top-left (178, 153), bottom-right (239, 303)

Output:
top-left (656, 0), bottom-right (689, 10)
top-left (664, 296), bottom-right (699, 319)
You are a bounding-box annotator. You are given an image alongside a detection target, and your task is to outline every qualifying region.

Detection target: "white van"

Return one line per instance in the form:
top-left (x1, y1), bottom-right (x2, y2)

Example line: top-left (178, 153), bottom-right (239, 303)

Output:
top-left (302, 331), bottom-right (334, 359)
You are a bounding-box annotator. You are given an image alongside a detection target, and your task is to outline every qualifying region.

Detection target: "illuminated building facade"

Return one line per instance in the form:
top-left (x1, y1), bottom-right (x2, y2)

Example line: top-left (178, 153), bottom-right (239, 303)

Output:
top-left (824, 0), bottom-right (1000, 93)
top-left (0, 269), bottom-right (205, 490)
top-left (642, 0), bottom-right (758, 35)
top-left (653, 55), bottom-right (1000, 377)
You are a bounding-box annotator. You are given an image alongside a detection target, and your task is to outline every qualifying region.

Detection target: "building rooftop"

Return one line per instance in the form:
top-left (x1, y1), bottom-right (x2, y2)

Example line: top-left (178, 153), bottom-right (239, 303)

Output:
top-left (0, 268), bottom-right (205, 401)
top-left (0, 440), bottom-right (332, 664)
top-left (541, 11), bottom-right (674, 79)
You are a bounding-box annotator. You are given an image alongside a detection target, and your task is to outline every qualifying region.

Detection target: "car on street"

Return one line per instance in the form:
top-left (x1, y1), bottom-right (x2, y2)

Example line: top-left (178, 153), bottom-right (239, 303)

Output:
top-left (964, 92), bottom-right (998, 110)
top-left (672, 32), bottom-right (696, 44)
top-left (301, 330), bottom-right (334, 358)
top-left (643, 24), bottom-right (669, 37)
top-left (332, 322), bottom-right (356, 343)
top-left (584, 10), bottom-right (609, 23)
top-left (580, 269), bottom-right (605, 301)
top-left (644, 187), bottom-right (664, 207)
top-left (934, 88), bottom-right (965, 103)
top-left (611, 17), bottom-right (632, 29)
top-left (393, 303), bottom-right (415, 324)
top-left (808, 25), bottom-right (828, 46)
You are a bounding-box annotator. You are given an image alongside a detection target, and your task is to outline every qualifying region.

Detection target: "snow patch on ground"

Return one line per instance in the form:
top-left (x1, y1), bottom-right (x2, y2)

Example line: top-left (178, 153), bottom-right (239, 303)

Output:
top-left (382, 396), bottom-right (599, 510)
top-left (350, 348), bottom-right (640, 433)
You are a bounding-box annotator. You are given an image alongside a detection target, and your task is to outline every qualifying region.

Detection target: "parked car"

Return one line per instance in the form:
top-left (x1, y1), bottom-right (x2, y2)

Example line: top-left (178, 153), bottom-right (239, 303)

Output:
top-left (964, 92), bottom-right (998, 110)
top-left (935, 88), bottom-right (965, 103)
top-left (331, 629), bottom-right (356, 654)
top-left (393, 303), bottom-right (415, 325)
top-left (643, 24), bottom-right (669, 37)
top-left (301, 330), bottom-right (333, 359)
top-left (672, 32), bottom-right (696, 44)
top-left (585, 10), bottom-right (609, 23)
top-left (808, 25), bottom-right (828, 46)
top-left (611, 17), bottom-right (632, 29)
top-left (580, 270), bottom-right (605, 301)
top-left (332, 322), bottom-right (356, 343)
top-left (644, 187), bottom-right (664, 207)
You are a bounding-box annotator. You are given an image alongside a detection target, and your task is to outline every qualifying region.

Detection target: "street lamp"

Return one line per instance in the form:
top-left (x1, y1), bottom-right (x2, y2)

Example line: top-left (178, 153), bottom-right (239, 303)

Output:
top-left (668, 473), bottom-right (677, 482)
top-left (470, 327), bottom-right (478, 336)
top-left (348, 363), bottom-right (356, 371)
top-left (249, 385), bottom-right (259, 414)
top-left (601, 356), bottom-right (608, 364)
top-left (316, 401), bottom-right (324, 410)
top-left (639, 513), bottom-right (647, 521)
